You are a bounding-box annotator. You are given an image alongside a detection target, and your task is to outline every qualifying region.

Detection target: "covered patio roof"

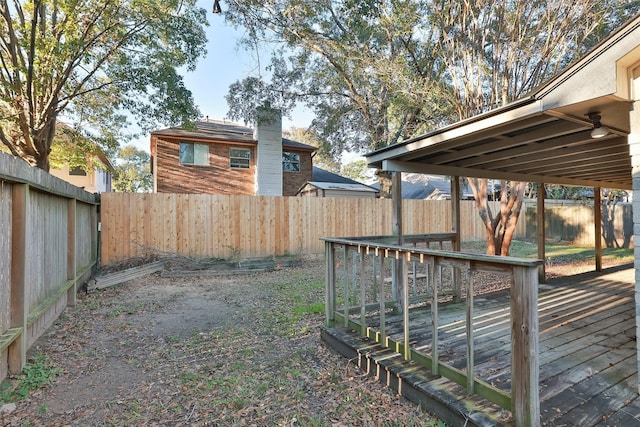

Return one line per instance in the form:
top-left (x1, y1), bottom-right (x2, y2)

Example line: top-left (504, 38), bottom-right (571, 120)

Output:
top-left (366, 15), bottom-right (640, 191)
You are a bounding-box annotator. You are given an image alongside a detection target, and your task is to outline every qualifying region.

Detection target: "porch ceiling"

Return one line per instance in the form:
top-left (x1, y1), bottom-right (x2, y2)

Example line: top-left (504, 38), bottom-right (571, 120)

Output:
top-left (366, 96), bottom-right (632, 190)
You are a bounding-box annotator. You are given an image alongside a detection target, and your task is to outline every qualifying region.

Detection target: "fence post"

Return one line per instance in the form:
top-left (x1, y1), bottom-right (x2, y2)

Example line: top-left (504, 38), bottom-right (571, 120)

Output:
top-left (67, 198), bottom-right (77, 306)
top-left (9, 183), bottom-right (29, 374)
top-left (511, 265), bottom-right (540, 427)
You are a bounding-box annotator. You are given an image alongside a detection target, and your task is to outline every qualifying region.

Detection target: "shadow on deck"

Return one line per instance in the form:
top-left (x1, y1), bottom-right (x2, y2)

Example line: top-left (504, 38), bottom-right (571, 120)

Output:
top-left (322, 263), bottom-right (637, 427)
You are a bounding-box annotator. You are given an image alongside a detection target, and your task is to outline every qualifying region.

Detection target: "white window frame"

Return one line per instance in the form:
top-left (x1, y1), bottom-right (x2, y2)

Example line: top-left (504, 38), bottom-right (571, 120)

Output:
top-left (230, 147), bottom-right (251, 169)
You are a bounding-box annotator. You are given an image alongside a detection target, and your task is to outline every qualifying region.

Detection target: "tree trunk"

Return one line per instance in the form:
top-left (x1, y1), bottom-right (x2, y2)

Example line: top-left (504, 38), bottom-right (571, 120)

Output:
top-left (25, 119), bottom-right (56, 172)
top-left (468, 177), bottom-right (525, 256)
top-left (468, 178), bottom-right (498, 254)
top-left (377, 169), bottom-right (393, 198)
top-left (498, 181), bottom-right (526, 256)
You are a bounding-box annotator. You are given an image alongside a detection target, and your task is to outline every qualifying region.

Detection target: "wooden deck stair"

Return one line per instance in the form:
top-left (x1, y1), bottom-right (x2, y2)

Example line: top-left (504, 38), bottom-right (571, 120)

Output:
top-left (321, 326), bottom-right (513, 427)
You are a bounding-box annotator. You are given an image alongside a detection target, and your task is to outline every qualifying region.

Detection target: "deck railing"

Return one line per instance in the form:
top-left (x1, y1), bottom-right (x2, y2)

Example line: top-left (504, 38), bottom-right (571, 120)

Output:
top-left (323, 235), bottom-right (543, 427)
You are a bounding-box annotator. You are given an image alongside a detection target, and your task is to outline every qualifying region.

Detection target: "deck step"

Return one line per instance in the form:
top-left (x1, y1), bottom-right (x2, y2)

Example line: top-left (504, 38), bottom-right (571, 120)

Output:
top-left (321, 326), bottom-right (513, 427)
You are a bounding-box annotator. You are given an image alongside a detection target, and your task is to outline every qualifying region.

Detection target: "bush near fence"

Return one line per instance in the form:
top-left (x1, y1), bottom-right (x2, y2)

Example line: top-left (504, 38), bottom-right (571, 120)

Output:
top-left (100, 194), bottom-right (631, 266)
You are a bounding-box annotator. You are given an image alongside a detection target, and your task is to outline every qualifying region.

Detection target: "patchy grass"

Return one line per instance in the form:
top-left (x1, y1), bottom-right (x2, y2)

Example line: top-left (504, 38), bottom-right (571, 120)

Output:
top-left (0, 356), bottom-right (61, 404)
top-left (462, 239), bottom-right (634, 264)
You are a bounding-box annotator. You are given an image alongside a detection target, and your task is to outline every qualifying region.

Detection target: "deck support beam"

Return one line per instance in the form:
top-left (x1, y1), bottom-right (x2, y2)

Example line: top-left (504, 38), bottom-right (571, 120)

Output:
top-left (511, 265), bottom-right (540, 427)
top-left (594, 187), bottom-right (602, 272)
top-left (451, 176), bottom-right (462, 301)
top-left (630, 69), bottom-right (640, 394)
top-left (537, 184), bottom-right (546, 283)
top-left (392, 172), bottom-right (404, 309)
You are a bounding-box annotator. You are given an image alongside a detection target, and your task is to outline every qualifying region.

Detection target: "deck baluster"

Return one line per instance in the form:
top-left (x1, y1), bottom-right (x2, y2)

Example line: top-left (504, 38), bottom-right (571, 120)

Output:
top-left (360, 251), bottom-right (366, 337)
top-left (322, 235), bottom-right (541, 426)
top-left (432, 257), bottom-right (440, 375)
top-left (466, 267), bottom-right (474, 394)
top-left (403, 252), bottom-right (410, 360)
top-left (343, 246), bottom-right (349, 327)
top-left (372, 251), bottom-right (378, 302)
top-left (378, 253), bottom-right (386, 346)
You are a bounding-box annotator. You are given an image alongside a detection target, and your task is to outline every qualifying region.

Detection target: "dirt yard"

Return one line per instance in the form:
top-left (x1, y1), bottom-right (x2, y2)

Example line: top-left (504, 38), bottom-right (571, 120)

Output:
top-left (0, 256), bottom-right (442, 426)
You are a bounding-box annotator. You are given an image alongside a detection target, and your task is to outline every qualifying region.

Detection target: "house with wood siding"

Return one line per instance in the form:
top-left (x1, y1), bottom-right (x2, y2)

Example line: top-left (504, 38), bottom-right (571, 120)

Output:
top-left (150, 108), bottom-right (315, 196)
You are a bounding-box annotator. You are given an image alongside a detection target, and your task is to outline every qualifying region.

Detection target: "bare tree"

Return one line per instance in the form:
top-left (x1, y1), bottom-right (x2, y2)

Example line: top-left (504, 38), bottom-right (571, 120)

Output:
top-left (430, 0), bottom-right (635, 255)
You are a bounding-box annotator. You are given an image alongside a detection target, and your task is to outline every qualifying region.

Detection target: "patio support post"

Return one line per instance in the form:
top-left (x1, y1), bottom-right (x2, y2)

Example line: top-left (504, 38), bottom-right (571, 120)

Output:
top-left (451, 176), bottom-right (461, 251)
top-left (594, 187), bottom-right (602, 272)
top-left (630, 70), bottom-right (640, 393)
top-left (511, 265), bottom-right (540, 427)
top-left (392, 172), bottom-right (404, 310)
top-left (392, 171), bottom-right (403, 243)
top-left (451, 176), bottom-right (462, 301)
top-left (537, 183), bottom-right (546, 283)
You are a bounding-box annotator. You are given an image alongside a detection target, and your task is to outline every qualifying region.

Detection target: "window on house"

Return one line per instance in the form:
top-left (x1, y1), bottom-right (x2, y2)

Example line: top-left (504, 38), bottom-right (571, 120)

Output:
top-left (69, 166), bottom-right (86, 176)
top-left (180, 142), bottom-right (209, 165)
top-left (230, 147), bottom-right (250, 169)
top-left (283, 152), bottom-right (300, 172)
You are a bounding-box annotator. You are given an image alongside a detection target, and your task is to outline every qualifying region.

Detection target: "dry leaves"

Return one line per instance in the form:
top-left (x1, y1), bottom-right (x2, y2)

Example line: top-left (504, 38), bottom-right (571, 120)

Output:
top-left (0, 257), bottom-right (441, 426)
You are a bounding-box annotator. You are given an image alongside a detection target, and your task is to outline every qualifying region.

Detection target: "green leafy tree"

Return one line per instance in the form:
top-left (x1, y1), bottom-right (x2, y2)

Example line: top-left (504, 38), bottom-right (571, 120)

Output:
top-left (48, 123), bottom-right (108, 173)
top-left (223, 0), bottom-right (454, 196)
top-left (113, 145), bottom-right (153, 193)
top-left (0, 0), bottom-right (208, 171)
top-left (284, 126), bottom-right (340, 173)
top-left (341, 159), bottom-right (370, 183)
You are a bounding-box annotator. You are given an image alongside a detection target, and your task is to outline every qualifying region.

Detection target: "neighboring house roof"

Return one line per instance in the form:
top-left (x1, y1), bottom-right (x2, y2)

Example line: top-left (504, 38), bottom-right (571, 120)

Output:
top-left (369, 173), bottom-right (458, 199)
top-left (152, 120), bottom-right (316, 151)
top-left (95, 151), bottom-right (115, 173)
top-left (312, 166), bottom-right (365, 184)
top-left (296, 167), bottom-right (379, 196)
top-left (305, 182), bottom-right (379, 193)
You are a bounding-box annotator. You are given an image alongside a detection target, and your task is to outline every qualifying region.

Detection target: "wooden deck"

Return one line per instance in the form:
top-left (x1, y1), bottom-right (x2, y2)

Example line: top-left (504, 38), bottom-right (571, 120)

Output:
top-left (321, 263), bottom-right (638, 426)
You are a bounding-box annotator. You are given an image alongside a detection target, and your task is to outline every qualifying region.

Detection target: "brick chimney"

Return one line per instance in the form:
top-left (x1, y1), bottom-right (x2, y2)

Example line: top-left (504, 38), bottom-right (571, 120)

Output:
top-left (254, 104), bottom-right (283, 196)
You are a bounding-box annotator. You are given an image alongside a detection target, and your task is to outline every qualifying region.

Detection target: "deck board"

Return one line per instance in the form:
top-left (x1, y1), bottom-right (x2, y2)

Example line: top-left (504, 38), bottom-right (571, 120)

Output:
top-left (322, 263), bottom-right (639, 426)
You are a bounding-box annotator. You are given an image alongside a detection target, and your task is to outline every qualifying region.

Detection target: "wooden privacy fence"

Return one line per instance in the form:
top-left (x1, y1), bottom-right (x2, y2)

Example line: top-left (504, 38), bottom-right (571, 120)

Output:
top-left (523, 200), bottom-right (632, 248)
top-left (100, 194), bottom-right (632, 267)
top-left (100, 193), bottom-right (526, 265)
top-left (0, 153), bottom-right (99, 381)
